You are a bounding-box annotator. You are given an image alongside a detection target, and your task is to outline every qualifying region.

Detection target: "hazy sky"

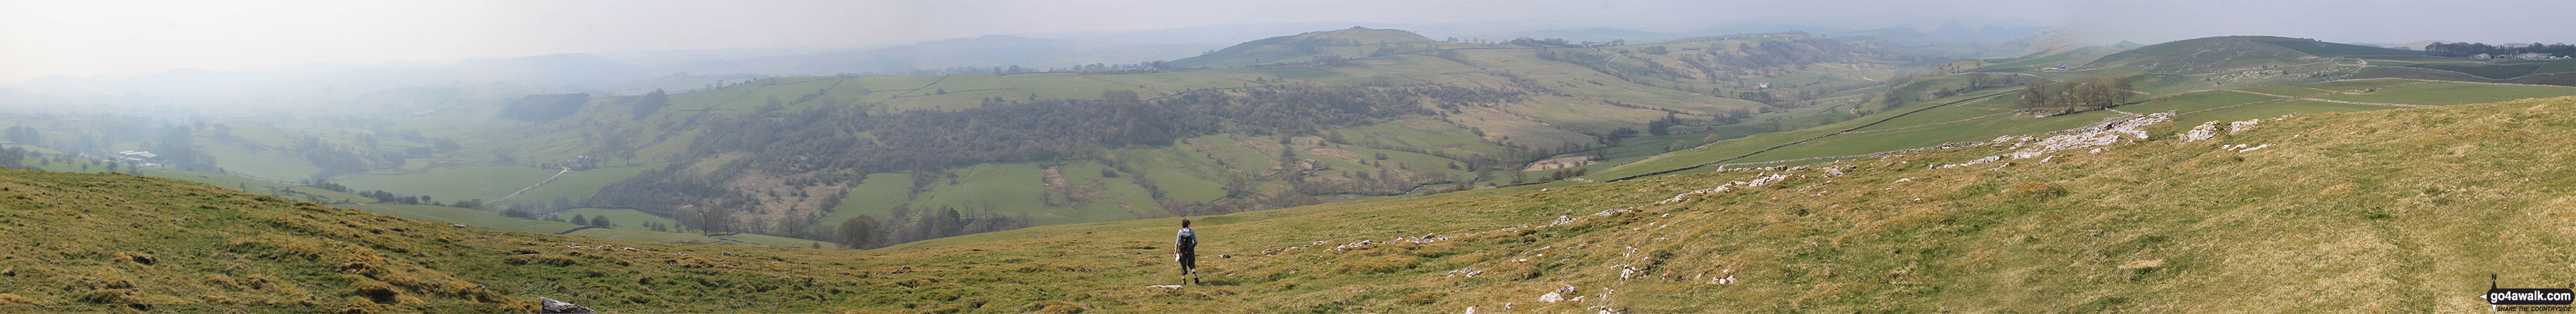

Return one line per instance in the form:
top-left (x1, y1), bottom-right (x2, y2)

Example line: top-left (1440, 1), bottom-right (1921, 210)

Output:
top-left (6, 0), bottom-right (2573, 82)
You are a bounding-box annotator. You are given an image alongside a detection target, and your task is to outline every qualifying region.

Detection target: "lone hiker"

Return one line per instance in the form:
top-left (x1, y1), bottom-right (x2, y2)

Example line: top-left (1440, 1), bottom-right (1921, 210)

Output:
top-left (1176, 218), bottom-right (1200, 285)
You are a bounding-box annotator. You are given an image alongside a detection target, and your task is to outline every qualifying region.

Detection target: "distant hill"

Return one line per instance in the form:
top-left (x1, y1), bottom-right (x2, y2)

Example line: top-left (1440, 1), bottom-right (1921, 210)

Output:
top-left (662, 35), bottom-right (1220, 76)
top-left (2082, 36), bottom-right (2422, 76)
top-left (1167, 27), bottom-right (1438, 68)
top-left (17, 93), bottom-right (2576, 312)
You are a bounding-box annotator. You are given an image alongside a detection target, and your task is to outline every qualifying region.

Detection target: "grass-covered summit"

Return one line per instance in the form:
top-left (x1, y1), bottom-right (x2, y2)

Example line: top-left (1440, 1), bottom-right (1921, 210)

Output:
top-left (1168, 26), bottom-right (1438, 68)
top-left (9, 92), bottom-right (2576, 312)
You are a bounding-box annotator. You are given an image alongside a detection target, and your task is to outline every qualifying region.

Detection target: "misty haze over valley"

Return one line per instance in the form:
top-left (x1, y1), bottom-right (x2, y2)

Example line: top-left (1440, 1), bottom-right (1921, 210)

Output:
top-left (4, 1), bottom-right (2576, 312)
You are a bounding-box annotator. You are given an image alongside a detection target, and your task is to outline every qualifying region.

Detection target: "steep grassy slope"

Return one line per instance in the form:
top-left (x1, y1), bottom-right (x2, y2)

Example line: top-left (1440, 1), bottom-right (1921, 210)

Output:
top-left (9, 96), bottom-right (2576, 313)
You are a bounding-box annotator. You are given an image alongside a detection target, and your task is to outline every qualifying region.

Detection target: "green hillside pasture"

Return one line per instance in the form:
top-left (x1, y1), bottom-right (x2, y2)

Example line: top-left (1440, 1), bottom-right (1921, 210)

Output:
top-left (906, 163), bottom-right (1068, 224)
top-left (819, 173), bottom-right (917, 230)
top-left (2169, 100), bottom-right (2392, 133)
top-left (198, 139), bottom-right (323, 181)
top-left (807, 159), bottom-right (1174, 231)
top-left (1974, 50), bottom-right (2086, 72)
top-left (2403, 62), bottom-right (2546, 79)
top-left (563, 228), bottom-right (757, 247)
top-left (337, 165), bottom-right (560, 203)
top-left (2117, 60), bottom-right (2353, 95)
top-left (2348, 66), bottom-right (2487, 82)
top-left (133, 168), bottom-right (374, 203)
top-left (2237, 85), bottom-right (2336, 97)
top-left (1587, 126), bottom-right (1839, 180)
top-left (2256, 39), bottom-right (2426, 57)
top-left (548, 208), bottom-right (677, 229)
top-left (1956, 93), bottom-right (2026, 110)
top-left (663, 78), bottom-right (772, 111)
top-left (1847, 104), bottom-right (2008, 132)
top-left (499, 163), bottom-right (660, 206)
top-left (1441, 105), bottom-right (1598, 148)
top-left (1052, 161), bottom-right (1169, 219)
top-left (1123, 143), bottom-right (1233, 202)
top-left (700, 77), bottom-right (844, 112)
top-left (2542, 59), bottom-right (2576, 74)
top-left (2295, 78), bottom-right (2418, 91)
top-left (715, 233), bottom-right (832, 248)
top-left (1451, 49), bottom-right (1759, 113)
top-left (2316, 82), bottom-right (2576, 106)
top-left (1735, 110), bottom-right (2118, 162)
top-left (1585, 88), bottom-right (2015, 180)
top-left (1336, 118), bottom-right (1505, 153)
top-left (342, 203), bottom-right (578, 234)
top-left (2117, 90), bottom-right (2283, 113)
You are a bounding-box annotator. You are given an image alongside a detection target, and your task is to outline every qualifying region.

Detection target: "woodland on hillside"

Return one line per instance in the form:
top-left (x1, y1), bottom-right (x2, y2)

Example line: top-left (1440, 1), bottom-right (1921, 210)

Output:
top-left (586, 83), bottom-right (1537, 248)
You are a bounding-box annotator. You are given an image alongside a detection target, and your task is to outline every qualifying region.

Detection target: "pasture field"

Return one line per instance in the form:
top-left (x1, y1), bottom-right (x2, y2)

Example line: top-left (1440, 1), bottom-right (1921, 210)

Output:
top-left (2119, 90), bottom-right (2283, 113)
top-left (496, 163), bottom-right (661, 206)
top-left (2237, 85), bottom-right (2336, 96)
top-left (2316, 81), bottom-right (2576, 106)
top-left (1734, 110), bottom-right (2117, 162)
top-left (2169, 100), bottom-right (2393, 131)
top-left (2294, 78), bottom-right (2418, 91)
top-left (336, 165), bottom-right (560, 203)
top-left (2403, 62), bottom-right (2545, 79)
top-left (341, 203), bottom-right (579, 234)
top-left (547, 208), bottom-right (677, 228)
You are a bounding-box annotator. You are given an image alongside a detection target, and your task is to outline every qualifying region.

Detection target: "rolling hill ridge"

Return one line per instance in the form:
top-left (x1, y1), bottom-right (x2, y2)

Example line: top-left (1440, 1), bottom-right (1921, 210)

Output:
top-left (8, 93), bottom-right (2576, 312)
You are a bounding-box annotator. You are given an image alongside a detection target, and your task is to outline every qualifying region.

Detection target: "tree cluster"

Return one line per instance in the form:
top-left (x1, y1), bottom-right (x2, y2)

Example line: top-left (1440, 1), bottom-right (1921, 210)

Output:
top-left (2425, 42), bottom-right (2576, 58)
top-left (2017, 76), bottom-right (2135, 116)
top-left (4, 125), bottom-right (39, 144)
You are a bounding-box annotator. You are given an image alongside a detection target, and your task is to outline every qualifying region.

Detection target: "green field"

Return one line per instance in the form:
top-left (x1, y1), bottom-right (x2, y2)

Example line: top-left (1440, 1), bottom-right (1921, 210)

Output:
top-left (2119, 90), bottom-right (2283, 113)
top-left (342, 203), bottom-right (581, 234)
top-left (2170, 100), bottom-right (2396, 131)
top-left (2542, 59), bottom-right (2576, 74)
top-left (2294, 78), bottom-right (2418, 91)
top-left (2236, 85), bottom-right (2336, 96)
top-left (19, 96), bottom-right (2576, 313)
top-left (1737, 110), bottom-right (2118, 162)
top-left (336, 166), bottom-right (560, 203)
top-left (2403, 62), bottom-right (2545, 79)
top-left (548, 208), bottom-right (675, 228)
top-left (1846, 103), bottom-right (2008, 132)
top-left (2316, 82), bottom-right (2576, 106)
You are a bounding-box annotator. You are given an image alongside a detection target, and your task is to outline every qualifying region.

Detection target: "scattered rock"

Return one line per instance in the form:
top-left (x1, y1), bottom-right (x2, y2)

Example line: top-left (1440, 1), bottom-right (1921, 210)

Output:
top-left (1539, 285), bottom-right (1578, 303)
top-left (1, 268), bottom-right (12, 276)
top-left (538, 297), bottom-right (598, 313)
top-left (1464, 305), bottom-right (1478, 314)
top-left (450, 223), bottom-right (468, 228)
top-left (2228, 118), bottom-right (2261, 133)
top-left (2180, 121), bottom-right (2221, 142)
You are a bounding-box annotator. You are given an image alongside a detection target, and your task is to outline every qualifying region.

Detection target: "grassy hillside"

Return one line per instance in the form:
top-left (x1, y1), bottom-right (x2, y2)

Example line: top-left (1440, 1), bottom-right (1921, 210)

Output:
top-left (1168, 27), bottom-right (1440, 69)
top-left (1588, 77), bottom-right (2576, 182)
top-left (373, 27), bottom-right (1950, 248)
top-left (9, 96), bottom-right (2576, 312)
